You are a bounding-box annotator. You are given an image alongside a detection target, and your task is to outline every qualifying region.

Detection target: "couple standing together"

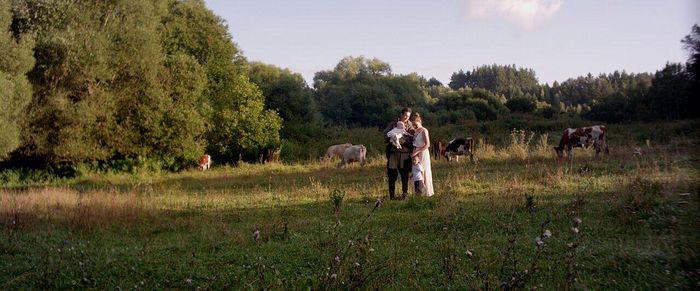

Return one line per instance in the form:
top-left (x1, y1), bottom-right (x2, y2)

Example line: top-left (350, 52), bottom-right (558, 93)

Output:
top-left (383, 107), bottom-right (434, 199)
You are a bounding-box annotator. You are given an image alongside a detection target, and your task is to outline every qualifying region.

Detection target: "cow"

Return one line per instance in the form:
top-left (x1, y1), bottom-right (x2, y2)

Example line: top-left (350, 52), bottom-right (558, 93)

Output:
top-left (444, 138), bottom-right (475, 162)
top-left (260, 147), bottom-right (276, 164)
top-left (337, 145), bottom-right (367, 168)
top-left (198, 154), bottom-right (212, 171)
top-left (433, 140), bottom-right (447, 159)
top-left (553, 125), bottom-right (609, 159)
top-left (322, 143), bottom-right (353, 162)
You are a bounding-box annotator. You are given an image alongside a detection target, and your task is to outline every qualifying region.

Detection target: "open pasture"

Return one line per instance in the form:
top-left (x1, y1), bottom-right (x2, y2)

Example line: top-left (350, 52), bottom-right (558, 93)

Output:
top-left (1, 121), bottom-right (699, 289)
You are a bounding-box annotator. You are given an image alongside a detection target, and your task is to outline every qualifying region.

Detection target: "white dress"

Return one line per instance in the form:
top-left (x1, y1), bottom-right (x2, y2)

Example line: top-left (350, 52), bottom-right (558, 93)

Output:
top-left (413, 128), bottom-right (434, 196)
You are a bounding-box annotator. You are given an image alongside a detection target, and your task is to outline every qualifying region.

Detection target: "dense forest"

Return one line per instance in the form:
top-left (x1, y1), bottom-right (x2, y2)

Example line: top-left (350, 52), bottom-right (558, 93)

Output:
top-left (1, 0), bottom-right (698, 170)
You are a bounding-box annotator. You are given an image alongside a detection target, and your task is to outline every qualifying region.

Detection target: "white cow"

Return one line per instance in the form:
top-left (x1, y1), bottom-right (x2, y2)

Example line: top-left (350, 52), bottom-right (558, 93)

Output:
top-left (322, 143), bottom-right (352, 161)
top-left (337, 145), bottom-right (367, 168)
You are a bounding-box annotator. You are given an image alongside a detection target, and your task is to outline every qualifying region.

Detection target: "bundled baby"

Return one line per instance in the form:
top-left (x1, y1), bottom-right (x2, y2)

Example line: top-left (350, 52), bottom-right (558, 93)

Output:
top-left (386, 120), bottom-right (412, 149)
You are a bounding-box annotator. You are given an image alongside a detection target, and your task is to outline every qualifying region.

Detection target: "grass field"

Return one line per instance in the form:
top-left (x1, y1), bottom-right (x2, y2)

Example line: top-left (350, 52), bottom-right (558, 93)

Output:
top-left (1, 120), bottom-right (699, 289)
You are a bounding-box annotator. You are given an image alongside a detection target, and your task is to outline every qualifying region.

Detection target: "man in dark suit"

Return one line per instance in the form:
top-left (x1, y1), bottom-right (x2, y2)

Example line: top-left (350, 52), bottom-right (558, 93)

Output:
top-left (382, 107), bottom-right (415, 200)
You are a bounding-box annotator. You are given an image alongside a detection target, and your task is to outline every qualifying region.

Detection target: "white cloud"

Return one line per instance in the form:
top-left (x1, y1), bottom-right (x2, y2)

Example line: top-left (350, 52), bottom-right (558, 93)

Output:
top-left (461, 0), bottom-right (563, 31)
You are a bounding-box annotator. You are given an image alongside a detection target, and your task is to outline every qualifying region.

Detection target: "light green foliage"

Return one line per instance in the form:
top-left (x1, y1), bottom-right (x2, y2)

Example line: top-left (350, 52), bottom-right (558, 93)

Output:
top-left (15, 0), bottom-right (169, 163)
top-left (0, 0), bottom-right (34, 159)
top-left (6, 0), bottom-right (280, 167)
top-left (159, 52), bottom-right (209, 168)
top-left (248, 61), bottom-right (321, 137)
top-left (161, 0), bottom-right (281, 163)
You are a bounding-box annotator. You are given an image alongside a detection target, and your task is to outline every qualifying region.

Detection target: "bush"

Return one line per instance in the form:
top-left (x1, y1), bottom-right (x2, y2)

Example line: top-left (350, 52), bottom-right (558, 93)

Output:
top-left (505, 97), bottom-right (537, 113)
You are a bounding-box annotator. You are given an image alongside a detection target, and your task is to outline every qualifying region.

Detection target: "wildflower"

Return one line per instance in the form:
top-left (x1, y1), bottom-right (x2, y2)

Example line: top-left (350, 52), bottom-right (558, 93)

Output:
top-left (543, 230), bottom-right (552, 238)
top-left (63, 239), bottom-right (70, 245)
top-left (253, 230), bottom-right (261, 241)
top-left (571, 227), bottom-right (579, 234)
top-left (535, 237), bottom-right (544, 247)
top-left (185, 278), bottom-right (192, 284)
top-left (466, 249), bottom-right (474, 258)
top-left (374, 198), bottom-right (383, 208)
top-left (573, 217), bottom-right (582, 226)
top-left (566, 242), bottom-right (577, 248)
top-left (334, 256), bottom-right (341, 263)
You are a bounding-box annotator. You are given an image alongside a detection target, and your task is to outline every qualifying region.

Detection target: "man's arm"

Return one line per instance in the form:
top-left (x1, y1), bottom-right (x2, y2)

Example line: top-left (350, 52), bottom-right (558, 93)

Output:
top-left (382, 120), bottom-right (396, 137)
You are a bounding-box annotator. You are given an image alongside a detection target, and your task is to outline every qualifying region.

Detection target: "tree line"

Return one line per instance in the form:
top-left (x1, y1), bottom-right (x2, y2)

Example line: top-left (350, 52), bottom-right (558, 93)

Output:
top-left (1, 0), bottom-right (698, 170)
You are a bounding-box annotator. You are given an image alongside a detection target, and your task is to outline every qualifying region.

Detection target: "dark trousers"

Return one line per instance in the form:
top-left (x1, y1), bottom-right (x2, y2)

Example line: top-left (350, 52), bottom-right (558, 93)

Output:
top-left (387, 158), bottom-right (411, 199)
top-left (414, 180), bottom-right (425, 195)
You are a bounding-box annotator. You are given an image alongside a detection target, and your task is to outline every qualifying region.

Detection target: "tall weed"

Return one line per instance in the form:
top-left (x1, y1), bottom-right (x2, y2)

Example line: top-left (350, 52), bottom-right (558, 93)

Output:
top-left (505, 129), bottom-right (535, 160)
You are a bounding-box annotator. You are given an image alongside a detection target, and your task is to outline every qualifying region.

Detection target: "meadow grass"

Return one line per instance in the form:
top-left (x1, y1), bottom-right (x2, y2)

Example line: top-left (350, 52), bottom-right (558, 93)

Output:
top-left (1, 120), bottom-right (699, 289)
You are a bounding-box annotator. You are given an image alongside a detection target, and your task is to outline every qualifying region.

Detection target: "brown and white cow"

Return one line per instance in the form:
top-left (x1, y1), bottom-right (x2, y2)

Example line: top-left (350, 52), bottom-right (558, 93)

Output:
top-left (444, 138), bottom-right (475, 162)
top-left (554, 125), bottom-right (609, 159)
top-left (198, 154), bottom-right (212, 171)
top-left (337, 145), bottom-right (367, 168)
top-left (322, 143), bottom-right (353, 162)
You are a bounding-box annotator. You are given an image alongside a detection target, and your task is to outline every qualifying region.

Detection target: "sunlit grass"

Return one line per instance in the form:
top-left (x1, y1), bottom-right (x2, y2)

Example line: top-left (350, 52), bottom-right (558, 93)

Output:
top-left (1, 121), bottom-right (699, 289)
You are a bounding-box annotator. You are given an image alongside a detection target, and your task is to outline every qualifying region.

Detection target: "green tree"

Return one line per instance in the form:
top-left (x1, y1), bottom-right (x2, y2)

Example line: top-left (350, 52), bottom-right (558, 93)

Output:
top-left (248, 61), bottom-right (321, 137)
top-left (433, 88), bottom-right (506, 122)
top-left (161, 0), bottom-right (281, 162)
top-left (313, 56), bottom-right (428, 127)
top-left (448, 64), bottom-right (539, 98)
top-left (682, 24), bottom-right (700, 117)
top-left (505, 96), bottom-right (537, 113)
top-left (646, 63), bottom-right (690, 120)
top-left (0, 0), bottom-right (34, 159)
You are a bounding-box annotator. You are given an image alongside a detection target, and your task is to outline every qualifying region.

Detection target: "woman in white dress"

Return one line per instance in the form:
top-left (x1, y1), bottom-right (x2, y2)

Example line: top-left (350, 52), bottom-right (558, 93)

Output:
top-left (410, 113), bottom-right (434, 196)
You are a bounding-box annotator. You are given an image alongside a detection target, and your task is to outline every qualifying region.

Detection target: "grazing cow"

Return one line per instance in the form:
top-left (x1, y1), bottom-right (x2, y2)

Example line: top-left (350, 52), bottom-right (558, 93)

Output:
top-left (433, 140), bottom-right (447, 159)
top-left (198, 154), bottom-right (212, 171)
top-left (322, 143), bottom-right (353, 161)
top-left (553, 125), bottom-right (609, 159)
top-left (337, 145), bottom-right (367, 168)
top-left (260, 147), bottom-right (276, 164)
top-left (444, 138), bottom-right (475, 162)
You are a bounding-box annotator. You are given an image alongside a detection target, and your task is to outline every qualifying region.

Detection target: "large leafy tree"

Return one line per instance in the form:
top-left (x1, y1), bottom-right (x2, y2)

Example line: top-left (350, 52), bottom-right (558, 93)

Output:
top-left (8, 0), bottom-right (280, 167)
top-left (161, 0), bottom-right (281, 162)
top-left (13, 0), bottom-right (172, 164)
top-left (248, 62), bottom-right (320, 137)
top-left (314, 56), bottom-right (429, 127)
top-left (0, 0), bottom-right (34, 159)
top-left (433, 88), bottom-right (508, 122)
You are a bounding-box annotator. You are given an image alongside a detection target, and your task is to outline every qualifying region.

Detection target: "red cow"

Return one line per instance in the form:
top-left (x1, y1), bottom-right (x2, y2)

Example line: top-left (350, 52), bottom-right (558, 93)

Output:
top-left (433, 140), bottom-right (447, 159)
top-left (554, 125), bottom-right (609, 159)
top-left (198, 154), bottom-right (212, 171)
top-left (260, 147), bottom-right (276, 164)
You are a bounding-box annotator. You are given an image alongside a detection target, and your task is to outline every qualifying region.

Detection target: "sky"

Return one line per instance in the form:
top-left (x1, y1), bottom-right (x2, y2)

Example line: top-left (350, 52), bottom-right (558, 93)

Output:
top-left (204, 0), bottom-right (699, 86)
